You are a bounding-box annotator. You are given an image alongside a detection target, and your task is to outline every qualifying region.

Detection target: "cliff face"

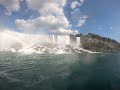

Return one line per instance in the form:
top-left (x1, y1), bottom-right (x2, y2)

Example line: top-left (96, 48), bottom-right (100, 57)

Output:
top-left (80, 33), bottom-right (120, 52)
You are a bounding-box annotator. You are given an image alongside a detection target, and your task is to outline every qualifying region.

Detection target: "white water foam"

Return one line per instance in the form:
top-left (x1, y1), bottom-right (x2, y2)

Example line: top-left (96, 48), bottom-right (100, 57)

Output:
top-left (0, 30), bottom-right (96, 54)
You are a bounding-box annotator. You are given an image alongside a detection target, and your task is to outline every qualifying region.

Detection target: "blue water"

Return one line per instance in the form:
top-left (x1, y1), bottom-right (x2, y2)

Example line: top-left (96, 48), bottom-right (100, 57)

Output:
top-left (0, 52), bottom-right (120, 90)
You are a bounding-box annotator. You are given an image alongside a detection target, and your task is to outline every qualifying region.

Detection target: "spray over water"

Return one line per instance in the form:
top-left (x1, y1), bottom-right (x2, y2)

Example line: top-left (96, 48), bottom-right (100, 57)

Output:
top-left (0, 30), bottom-right (95, 54)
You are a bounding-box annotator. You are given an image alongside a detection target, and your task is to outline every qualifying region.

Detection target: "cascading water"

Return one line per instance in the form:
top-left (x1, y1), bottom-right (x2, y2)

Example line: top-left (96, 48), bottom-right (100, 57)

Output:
top-left (50, 35), bottom-right (55, 43)
top-left (56, 35), bottom-right (70, 47)
top-left (0, 30), bottom-right (94, 54)
top-left (65, 36), bottom-right (70, 45)
top-left (76, 37), bottom-right (80, 47)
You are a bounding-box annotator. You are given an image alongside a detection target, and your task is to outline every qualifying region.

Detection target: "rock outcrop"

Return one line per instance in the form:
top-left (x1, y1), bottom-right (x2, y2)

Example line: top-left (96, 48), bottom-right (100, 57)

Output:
top-left (80, 33), bottom-right (120, 52)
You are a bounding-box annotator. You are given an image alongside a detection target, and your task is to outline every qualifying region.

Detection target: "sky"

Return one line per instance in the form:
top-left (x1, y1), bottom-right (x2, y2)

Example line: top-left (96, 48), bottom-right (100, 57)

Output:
top-left (0, 0), bottom-right (120, 42)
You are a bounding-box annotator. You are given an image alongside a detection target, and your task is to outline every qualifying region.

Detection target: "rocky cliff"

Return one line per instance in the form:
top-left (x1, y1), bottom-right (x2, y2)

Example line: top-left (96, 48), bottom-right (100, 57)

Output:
top-left (80, 33), bottom-right (120, 52)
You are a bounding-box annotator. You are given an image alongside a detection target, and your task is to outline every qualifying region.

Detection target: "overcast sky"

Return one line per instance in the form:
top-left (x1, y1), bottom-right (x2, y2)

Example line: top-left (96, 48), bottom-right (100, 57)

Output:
top-left (0, 0), bottom-right (120, 42)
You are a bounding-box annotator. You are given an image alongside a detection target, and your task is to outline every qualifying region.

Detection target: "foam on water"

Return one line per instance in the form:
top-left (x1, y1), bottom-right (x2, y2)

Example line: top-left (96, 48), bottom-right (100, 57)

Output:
top-left (0, 30), bottom-right (95, 54)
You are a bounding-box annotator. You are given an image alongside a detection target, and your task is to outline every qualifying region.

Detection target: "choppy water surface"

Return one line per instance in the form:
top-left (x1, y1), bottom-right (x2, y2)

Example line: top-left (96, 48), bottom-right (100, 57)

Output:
top-left (0, 52), bottom-right (120, 90)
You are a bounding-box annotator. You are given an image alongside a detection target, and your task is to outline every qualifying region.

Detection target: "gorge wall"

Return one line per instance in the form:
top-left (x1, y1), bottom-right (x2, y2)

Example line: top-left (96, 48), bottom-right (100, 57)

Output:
top-left (80, 33), bottom-right (120, 52)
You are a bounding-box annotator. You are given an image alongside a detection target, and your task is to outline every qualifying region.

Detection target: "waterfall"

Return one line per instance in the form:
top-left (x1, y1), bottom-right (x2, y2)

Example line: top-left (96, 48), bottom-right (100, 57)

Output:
top-left (49, 35), bottom-right (55, 43)
top-left (52, 35), bottom-right (55, 43)
top-left (0, 30), bottom-right (82, 53)
top-left (57, 35), bottom-right (65, 46)
top-left (65, 36), bottom-right (70, 45)
top-left (56, 35), bottom-right (70, 46)
top-left (76, 37), bottom-right (80, 47)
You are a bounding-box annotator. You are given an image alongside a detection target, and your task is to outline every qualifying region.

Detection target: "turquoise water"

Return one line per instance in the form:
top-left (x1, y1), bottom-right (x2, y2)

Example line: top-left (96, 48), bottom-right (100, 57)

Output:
top-left (0, 52), bottom-right (120, 90)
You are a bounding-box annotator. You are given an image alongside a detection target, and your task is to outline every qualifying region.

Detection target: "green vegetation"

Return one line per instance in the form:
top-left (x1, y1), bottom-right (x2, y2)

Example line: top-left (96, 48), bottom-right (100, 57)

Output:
top-left (81, 33), bottom-right (120, 52)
